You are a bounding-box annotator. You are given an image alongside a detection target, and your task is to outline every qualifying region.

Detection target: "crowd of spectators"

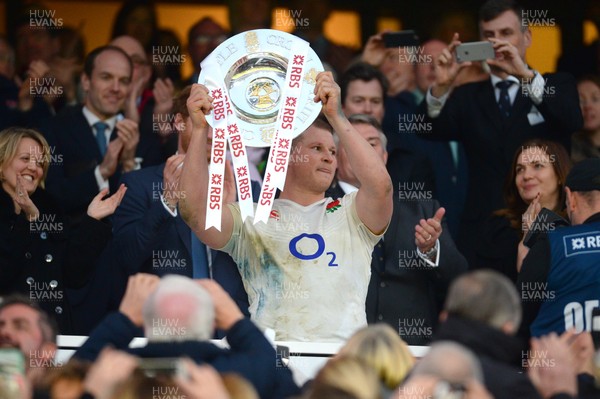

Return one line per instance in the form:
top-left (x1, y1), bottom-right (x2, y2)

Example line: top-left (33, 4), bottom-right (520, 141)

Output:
top-left (1, 0), bottom-right (600, 398)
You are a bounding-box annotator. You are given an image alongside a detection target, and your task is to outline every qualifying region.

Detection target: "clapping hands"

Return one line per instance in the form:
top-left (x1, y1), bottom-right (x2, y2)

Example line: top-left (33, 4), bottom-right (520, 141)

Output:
top-left (86, 184), bottom-right (127, 220)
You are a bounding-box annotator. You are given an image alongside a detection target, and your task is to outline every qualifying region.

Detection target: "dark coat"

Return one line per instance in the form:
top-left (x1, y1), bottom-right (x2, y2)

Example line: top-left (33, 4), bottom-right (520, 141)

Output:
top-left (0, 187), bottom-right (111, 333)
top-left (42, 104), bottom-right (165, 219)
top-left (434, 315), bottom-right (542, 399)
top-left (475, 214), bottom-right (521, 283)
top-left (325, 147), bottom-right (436, 211)
top-left (367, 199), bottom-right (468, 345)
top-left (74, 313), bottom-right (300, 399)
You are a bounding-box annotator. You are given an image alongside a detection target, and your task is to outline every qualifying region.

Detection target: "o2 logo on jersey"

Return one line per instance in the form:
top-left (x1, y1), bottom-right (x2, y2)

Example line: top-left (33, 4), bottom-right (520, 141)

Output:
top-left (289, 233), bottom-right (338, 266)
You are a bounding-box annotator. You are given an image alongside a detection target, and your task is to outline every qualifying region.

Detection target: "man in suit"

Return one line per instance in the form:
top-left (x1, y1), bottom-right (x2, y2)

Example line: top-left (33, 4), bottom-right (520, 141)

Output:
top-left (326, 114), bottom-right (468, 345)
top-left (420, 0), bottom-right (583, 266)
top-left (413, 39), bottom-right (470, 239)
top-left (110, 35), bottom-right (169, 167)
top-left (337, 62), bottom-right (435, 197)
top-left (350, 47), bottom-right (469, 239)
top-left (43, 45), bottom-right (141, 219)
top-left (107, 85), bottom-right (255, 319)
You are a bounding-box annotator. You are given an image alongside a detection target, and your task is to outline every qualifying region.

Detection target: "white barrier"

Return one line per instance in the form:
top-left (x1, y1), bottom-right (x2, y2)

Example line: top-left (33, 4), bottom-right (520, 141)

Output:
top-left (57, 335), bottom-right (429, 385)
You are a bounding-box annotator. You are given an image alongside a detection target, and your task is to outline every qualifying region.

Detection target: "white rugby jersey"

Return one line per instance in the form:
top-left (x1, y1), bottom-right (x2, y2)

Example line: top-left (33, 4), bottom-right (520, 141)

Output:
top-left (221, 191), bottom-right (381, 342)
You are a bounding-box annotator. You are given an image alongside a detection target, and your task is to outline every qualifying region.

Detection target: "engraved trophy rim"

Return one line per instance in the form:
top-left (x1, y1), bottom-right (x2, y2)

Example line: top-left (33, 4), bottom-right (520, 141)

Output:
top-left (199, 29), bottom-right (323, 148)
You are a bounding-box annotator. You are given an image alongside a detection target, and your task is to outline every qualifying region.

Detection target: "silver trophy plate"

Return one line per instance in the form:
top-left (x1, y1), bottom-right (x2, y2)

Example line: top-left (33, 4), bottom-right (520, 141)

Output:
top-left (199, 29), bottom-right (324, 147)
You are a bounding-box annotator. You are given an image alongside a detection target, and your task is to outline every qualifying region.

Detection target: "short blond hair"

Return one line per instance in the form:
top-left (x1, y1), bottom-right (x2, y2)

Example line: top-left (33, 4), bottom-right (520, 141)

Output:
top-left (0, 127), bottom-right (50, 188)
top-left (339, 324), bottom-right (414, 389)
top-left (221, 373), bottom-right (259, 399)
top-left (309, 356), bottom-right (381, 399)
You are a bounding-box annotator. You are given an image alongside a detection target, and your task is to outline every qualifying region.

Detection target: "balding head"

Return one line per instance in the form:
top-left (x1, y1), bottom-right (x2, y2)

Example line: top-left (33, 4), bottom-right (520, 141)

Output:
top-left (444, 270), bottom-right (521, 334)
top-left (110, 35), bottom-right (146, 63)
top-left (411, 341), bottom-right (484, 384)
top-left (110, 35), bottom-right (150, 91)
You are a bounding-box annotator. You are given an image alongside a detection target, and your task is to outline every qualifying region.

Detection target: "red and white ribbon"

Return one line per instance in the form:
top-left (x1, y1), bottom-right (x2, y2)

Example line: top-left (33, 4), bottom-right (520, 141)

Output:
top-left (201, 62), bottom-right (254, 230)
top-left (254, 41), bottom-right (311, 224)
top-left (227, 121), bottom-right (254, 222)
top-left (205, 85), bottom-right (228, 231)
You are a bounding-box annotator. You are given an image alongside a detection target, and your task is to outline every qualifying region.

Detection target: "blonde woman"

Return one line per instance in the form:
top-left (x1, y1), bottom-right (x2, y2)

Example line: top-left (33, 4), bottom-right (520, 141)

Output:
top-left (306, 356), bottom-right (382, 399)
top-left (0, 127), bottom-right (126, 333)
top-left (339, 324), bottom-right (415, 392)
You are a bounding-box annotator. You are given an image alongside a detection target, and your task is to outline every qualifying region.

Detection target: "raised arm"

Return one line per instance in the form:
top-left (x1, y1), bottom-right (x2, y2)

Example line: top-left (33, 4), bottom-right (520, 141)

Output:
top-left (316, 72), bottom-right (393, 234)
top-left (430, 33), bottom-right (471, 99)
top-left (179, 84), bottom-right (234, 249)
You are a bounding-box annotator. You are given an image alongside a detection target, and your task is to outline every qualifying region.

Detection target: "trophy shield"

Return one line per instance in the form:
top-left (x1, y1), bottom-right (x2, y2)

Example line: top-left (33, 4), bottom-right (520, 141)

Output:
top-left (199, 29), bottom-right (324, 147)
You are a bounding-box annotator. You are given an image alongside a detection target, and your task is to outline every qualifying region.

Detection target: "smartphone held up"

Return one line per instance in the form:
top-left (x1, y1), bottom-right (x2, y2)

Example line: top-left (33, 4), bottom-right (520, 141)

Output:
top-left (382, 30), bottom-right (420, 48)
top-left (455, 41), bottom-right (495, 63)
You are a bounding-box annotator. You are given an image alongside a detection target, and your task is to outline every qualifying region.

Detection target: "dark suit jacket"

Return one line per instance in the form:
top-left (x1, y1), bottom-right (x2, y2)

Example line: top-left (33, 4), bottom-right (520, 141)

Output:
top-left (385, 147), bottom-right (436, 200)
top-left (382, 90), bottom-right (420, 153)
top-left (384, 91), bottom-right (469, 239)
top-left (418, 73), bottom-right (582, 263)
top-left (43, 104), bottom-right (168, 219)
top-left (43, 105), bottom-right (122, 218)
top-left (475, 214), bottom-right (521, 283)
top-left (0, 75), bottom-right (54, 131)
top-left (137, 95), bottom-right (173, 166)
top-left (65, 165), bottom-right (259, 335)
top-left (367, 198), bottom-right (468, 345)
top-left (326, 148), bottom-right (436, 204)
top-left (107, 164), bottom-right (258, 315)
top-left (325, 182), bottom-right (468, 345)
top-left (383, 91), bottom-right (468, 239)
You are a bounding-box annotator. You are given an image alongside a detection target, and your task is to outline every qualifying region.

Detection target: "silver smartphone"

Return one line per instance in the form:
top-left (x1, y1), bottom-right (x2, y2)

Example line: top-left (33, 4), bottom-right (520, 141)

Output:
top-left (455, 41), bottom-right (494, 63)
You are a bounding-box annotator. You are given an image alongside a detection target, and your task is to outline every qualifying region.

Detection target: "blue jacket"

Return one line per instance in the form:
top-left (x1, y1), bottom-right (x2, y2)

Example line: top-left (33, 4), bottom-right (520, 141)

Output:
top-left (74, 313), bottom-right (300, 399)
top-left (532, 219), bottom-right (600, 336)
top-left (518, 212), bottom-right (600, 340)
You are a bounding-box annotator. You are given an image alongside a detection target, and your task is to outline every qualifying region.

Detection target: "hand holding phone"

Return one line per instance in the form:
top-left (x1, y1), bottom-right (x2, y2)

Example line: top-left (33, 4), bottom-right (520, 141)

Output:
top-left (383, 30), bottom-right (420, 48)
top-left (455, 41), bottom-right (494, 63)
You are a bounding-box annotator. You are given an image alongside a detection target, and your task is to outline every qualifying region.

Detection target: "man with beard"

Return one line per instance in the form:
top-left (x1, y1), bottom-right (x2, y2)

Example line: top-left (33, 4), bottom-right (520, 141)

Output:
top-left (0, 295), bottom-right (57, 395)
